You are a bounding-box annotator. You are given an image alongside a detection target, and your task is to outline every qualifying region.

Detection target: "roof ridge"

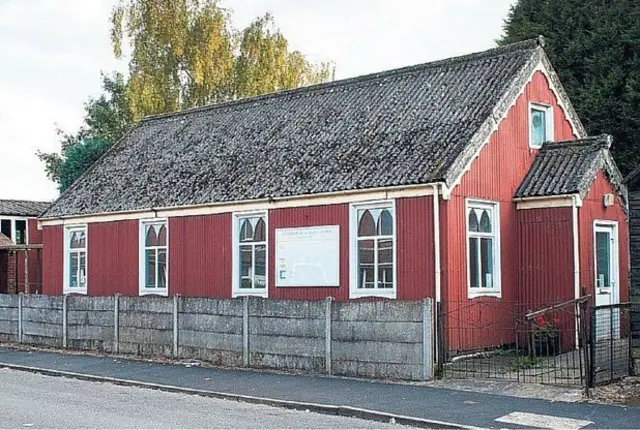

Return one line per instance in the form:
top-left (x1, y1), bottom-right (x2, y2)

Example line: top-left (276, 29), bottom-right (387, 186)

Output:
top-left (540, 134), bottom-right (613, 151)
top-left (141, 37), bottom-right (543, 124)
top-left (0, 198), bottom-right (51, 204)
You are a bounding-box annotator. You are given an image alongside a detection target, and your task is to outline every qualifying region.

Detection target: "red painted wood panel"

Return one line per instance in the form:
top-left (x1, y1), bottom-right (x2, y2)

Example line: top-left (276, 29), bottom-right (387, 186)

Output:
top-left (27, 219), bottom-right (43, 293)
top-left (268, 204), bottom-right (349, 300)
top-left (88, 221), bottom-right (139, 296)
top-left (170, 213), bottom-right (231, 298)
top-left (518, 208), bottom-right (574, 305)
top-left (42, 225), bottom-right (63, 295)
top-left (579, 170), bottom-right (630, 303)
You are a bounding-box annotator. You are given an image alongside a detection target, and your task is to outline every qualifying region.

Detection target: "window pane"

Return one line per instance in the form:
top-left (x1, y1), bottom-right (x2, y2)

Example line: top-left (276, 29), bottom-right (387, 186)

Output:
top-left (239, 219), bottom-right (254, 242)
top-left (358, 239), bottom-right (375, 289)
top-left (596, 231), bottom-right (611, 288)
top-left (79, 252), bottom-right (86, 288)
top-left (378, 238), bottom-right (393, 289)
top-left (70, 253), bottom-right (78, 288)
top-left (253, 218), bottom-right (266, 242)
top-left (157, 224), bottom-right (167, 247)
top-left (377, 209), bottom-right (393, 236)
top-left (469, 237), bottom-right (479, 289)
top-left (70, 231), bottom-right (79, 249)
top-left (531, 108), bottom-right (547, 146)
top-left (77, 230), bottom-right (86, 248)
top-left (157, 249), bottom-right (167, 289)
top-left (254, 245), bottom-right (266, 288)
top-left (0, 219), bottom-right (11, 239)
top-left (479, 210), bottom-right (492, 233)
top-left (358, 210), bottom-right (376, 237)
top-left (468, 210), bottom-right (479, 233)
top-left (145, 249), bottom-right (156, 288)
top-left (480, 238), bottom-right (494, 289)
top-left (145, 225), bottom-right (158, 247)
top-left (240, 245), bottom-right (253, 288)
top-left (15, 220), bottom-right (26, 245)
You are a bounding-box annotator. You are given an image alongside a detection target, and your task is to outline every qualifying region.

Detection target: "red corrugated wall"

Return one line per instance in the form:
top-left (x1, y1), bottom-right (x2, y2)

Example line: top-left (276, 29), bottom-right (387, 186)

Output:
top-left (442, 71), bottom-right (577, 350)
top-left (88, 221), bottom-right (139, 296)
top-left (170, 213), bottom-right (231, 298)
top-left (42, 225), bottom-right (63, 295)
top-left (518, 208), bottom-right (574, 305)
top-left (579, 170), bottom-right (630, 303)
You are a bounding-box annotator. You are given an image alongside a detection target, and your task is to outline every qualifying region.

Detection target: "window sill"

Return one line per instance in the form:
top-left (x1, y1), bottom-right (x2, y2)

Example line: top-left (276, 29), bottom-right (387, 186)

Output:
top-left (350, 289), bottom-right (397, 300)
top-left (139, 288), bottom-right (169, 297)
top-left (468, 290), bottom-right (501, 299)
top-left (232, 290), bottom-right (268, 298)
top-left (63, 288), bottom-right (87, 296)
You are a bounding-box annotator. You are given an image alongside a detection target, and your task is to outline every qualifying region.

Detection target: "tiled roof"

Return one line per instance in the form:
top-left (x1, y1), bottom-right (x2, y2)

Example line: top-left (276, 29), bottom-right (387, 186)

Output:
top-left (0, 233), bottom-right (13, 247)
top-left (42, 38), bottom-right (575, 218)
top-left (0, 199), bottom-right (51, 217)
top-left (515, 135), bottom-right (624, 198)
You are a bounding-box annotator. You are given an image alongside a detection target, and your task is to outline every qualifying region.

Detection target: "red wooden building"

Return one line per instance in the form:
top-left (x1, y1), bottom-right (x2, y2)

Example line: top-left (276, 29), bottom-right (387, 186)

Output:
top-left (38, 38), bottom-right (628, 350)
top-left (0, 199), bottom-right (50, 294)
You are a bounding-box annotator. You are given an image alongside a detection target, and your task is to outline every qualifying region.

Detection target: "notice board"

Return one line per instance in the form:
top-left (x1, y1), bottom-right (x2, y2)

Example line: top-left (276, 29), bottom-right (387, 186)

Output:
top-left (275, 225), bottom-right (340, 287)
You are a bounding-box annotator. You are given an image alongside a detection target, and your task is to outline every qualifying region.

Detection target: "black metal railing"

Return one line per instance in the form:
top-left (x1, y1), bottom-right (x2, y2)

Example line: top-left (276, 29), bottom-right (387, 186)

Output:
top-left (590, 302), bottom-right (632, 386)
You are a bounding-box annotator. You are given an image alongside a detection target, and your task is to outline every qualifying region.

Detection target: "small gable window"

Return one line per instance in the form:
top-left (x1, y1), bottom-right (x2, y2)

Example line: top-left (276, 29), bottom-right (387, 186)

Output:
top-left (139, 220), bottom-right (169, 296)
top-left (529, 103), bottom-right (554, 148)
top-left (466, 200), bottom-right (501, 298)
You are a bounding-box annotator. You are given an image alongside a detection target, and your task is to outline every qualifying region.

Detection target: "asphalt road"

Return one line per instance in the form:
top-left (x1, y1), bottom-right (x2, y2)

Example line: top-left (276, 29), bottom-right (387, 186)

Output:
top-left (0, 369), bottom-right (408, 429)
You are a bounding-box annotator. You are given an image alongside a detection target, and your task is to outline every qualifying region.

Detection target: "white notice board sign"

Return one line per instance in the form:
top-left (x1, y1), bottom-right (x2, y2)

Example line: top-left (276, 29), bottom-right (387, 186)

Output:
top-left (275, 225), bottom-right (340, 287)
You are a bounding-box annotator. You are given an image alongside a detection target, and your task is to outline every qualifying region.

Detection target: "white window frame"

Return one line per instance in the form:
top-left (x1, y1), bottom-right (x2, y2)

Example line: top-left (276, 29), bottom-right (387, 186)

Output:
top-left (139, 218), bottom-right (169, 296)
top-left (0, 216), bottom-right (29, 245)
top-left (529, 102), bottom-right (554, 149)
top-left (232, 211), bottom-right (269, 298)
top-left (466, 199), bottom-right (501, 298)
top-left (349, 200), bottom-right (397, 299)
top-left (63, 224), bottom-right (88, 295)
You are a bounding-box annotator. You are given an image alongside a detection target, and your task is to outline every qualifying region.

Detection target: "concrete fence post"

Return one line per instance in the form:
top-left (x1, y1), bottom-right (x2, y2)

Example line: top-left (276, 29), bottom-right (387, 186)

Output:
top-left (17, 293), bottom-right (23, 344)
top-left (62, 294), bottom-right (68, 348)
top-left (325, 297), bottom-right (333, 374)
top-left (242, 296), bottom-right (249, 367)
top-left (422, 298), bottom-right (434, 381)
top-left (113, 294), bottom-right (120, 354)
top-left (173, 294), bottom-right (179, 358)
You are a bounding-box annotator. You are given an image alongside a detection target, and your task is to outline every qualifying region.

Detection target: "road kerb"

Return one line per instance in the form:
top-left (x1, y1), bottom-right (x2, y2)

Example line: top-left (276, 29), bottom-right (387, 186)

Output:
top-left (0, 362), bottom-right (480, 429)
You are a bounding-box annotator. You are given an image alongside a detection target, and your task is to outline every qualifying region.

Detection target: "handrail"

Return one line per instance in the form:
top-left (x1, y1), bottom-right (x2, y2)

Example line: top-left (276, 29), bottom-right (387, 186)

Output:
top-left (525, 295), bottom-right (591, 320)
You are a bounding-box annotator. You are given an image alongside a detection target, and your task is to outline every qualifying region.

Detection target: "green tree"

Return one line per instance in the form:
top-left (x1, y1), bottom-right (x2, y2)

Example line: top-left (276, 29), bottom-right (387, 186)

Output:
top-left (37, 72), bottom-right (133, 191)
top-left (111, 0), bottom-right (333, 120)
top-left (500, 0), bottom-right (640, 174)
top-left (58, 139), bottom-right (113, 192)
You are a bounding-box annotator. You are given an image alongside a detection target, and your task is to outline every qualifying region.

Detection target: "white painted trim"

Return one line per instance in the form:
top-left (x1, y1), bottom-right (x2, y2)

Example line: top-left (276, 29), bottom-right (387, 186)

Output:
top-left (138, 218), bottom-right (169, 297)
top-left (39, 184), bottom-right (437, 227)
top-left (528, 101), bottom-right (554, 149)
top-left (0, 216), bottom-right (30, 245)
top-left (62, 224), bottom-right (88, 295)
top-left (465, 199), bottom-right (501, 299)
top-left (515, 195), bottom-right (582, 210)
top-left (572, 196), bottom-right (581, 302)
top-left (447, 60), bottom-right (587, 192)
top-left (433, 185), bottom-right (441, 304)
top-left (232, 211), bottom-right (269, 298)
top-left (593, 220), bottom-right (620, 304)
top-left (349, 200), bottom-right (397, 299)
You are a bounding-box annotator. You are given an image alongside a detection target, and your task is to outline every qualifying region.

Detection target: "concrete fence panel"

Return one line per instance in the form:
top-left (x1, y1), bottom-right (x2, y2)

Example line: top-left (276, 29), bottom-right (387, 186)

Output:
top-left (0, 294), bottom-right (18, 342)
top-left (117, 296), bottom-right (173, 357)
top-left (67, 296), bottom-right (115, 352)
top-left (20, 295), bottom-right (63, 347)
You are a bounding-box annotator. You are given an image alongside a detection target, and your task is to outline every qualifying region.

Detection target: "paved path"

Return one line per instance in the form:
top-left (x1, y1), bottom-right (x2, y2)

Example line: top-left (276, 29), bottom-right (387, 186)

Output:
top-left (1, 347), bottom-right (639, 429)
top-left (0, 369), bottom-right (405, 429)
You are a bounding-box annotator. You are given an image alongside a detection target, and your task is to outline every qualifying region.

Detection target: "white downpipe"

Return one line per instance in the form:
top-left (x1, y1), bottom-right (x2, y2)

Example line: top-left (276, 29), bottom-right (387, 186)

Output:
top-left (572, 195), bottom-right (581, 348)
top-left (432, 184), bottom-right (442, 365)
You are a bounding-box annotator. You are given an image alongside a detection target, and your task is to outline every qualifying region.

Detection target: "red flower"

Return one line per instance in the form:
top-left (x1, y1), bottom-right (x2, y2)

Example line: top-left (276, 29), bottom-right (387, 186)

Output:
top-left (553, 316), bottom-right (561, 325)
top-left (535, 315), bottom-right (546, 327)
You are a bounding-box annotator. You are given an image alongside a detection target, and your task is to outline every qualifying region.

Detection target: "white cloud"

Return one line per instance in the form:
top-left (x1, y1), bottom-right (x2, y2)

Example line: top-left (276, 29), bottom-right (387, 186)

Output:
top-left (0, 0), bottom-right (515, 201)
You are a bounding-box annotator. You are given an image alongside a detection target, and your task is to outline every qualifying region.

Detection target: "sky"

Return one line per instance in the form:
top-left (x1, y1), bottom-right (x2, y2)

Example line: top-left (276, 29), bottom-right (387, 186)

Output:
top-left (0, 0), bottom-right (515, 202)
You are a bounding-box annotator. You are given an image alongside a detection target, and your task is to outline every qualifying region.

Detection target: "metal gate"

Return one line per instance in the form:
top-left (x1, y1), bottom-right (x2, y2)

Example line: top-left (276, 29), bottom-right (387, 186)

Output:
top-left (437, 297), bottom-right (590, 387)
top-left (590, 303), bottom-right (633, 385)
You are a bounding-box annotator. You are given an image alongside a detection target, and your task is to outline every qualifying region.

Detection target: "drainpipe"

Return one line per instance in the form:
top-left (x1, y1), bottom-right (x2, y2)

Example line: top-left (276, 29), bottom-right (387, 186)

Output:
top-left (572, 194), bottom-right (581, 348)
top-left (432, 184), bottom-right (442, 365)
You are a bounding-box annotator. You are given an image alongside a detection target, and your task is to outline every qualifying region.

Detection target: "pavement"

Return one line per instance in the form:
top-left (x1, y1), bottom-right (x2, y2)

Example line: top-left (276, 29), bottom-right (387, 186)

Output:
top-left (1, 346), bottom-right (639, 429)
top-left (0, 369), bottom-right (405, 429)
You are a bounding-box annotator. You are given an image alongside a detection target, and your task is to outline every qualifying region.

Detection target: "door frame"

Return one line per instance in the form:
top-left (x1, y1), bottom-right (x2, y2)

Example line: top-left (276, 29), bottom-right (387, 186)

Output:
top-left (592, 220), bottom-right (620, 304)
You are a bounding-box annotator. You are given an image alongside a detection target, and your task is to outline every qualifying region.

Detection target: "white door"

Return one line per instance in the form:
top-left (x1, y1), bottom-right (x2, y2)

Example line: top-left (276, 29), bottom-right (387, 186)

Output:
top-left (594, 222), bottom-right (620, 341)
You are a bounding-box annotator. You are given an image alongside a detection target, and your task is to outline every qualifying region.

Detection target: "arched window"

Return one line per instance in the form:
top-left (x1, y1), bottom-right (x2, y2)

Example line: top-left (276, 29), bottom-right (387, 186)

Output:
top-left (145, 225), bottom-right (158, 247)
top-left (65, 226), bottom-right (87, 293)
top-left (239, 219), bottom-right (254, 242)
top-left (157, 225), bottom-right (167, 247)
top-left (468, 210), bottom-right (479, 233)
top-left (467, 202), bottom-right (500, 296)
top-left (358, 210), bottom-right (376, 237)
top-left (141, 221), bottom-right (168, 293)
top-left (479, 210), bottom-right (492, 233)
top-left (253, 218), bottom-right (266, 242)
top-left (235, 214), bottom-right (267, 294)
top-left (377, 209), bottom-right (393, 236)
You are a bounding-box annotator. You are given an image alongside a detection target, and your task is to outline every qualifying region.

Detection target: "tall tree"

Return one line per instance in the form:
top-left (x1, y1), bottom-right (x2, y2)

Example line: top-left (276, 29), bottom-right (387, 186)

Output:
top-left (500, 0), bottom-right (640, 174)
top-left (37, 72), bottom-right (133, 190)
top-left (111, 0), bottom-right (332, 120)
